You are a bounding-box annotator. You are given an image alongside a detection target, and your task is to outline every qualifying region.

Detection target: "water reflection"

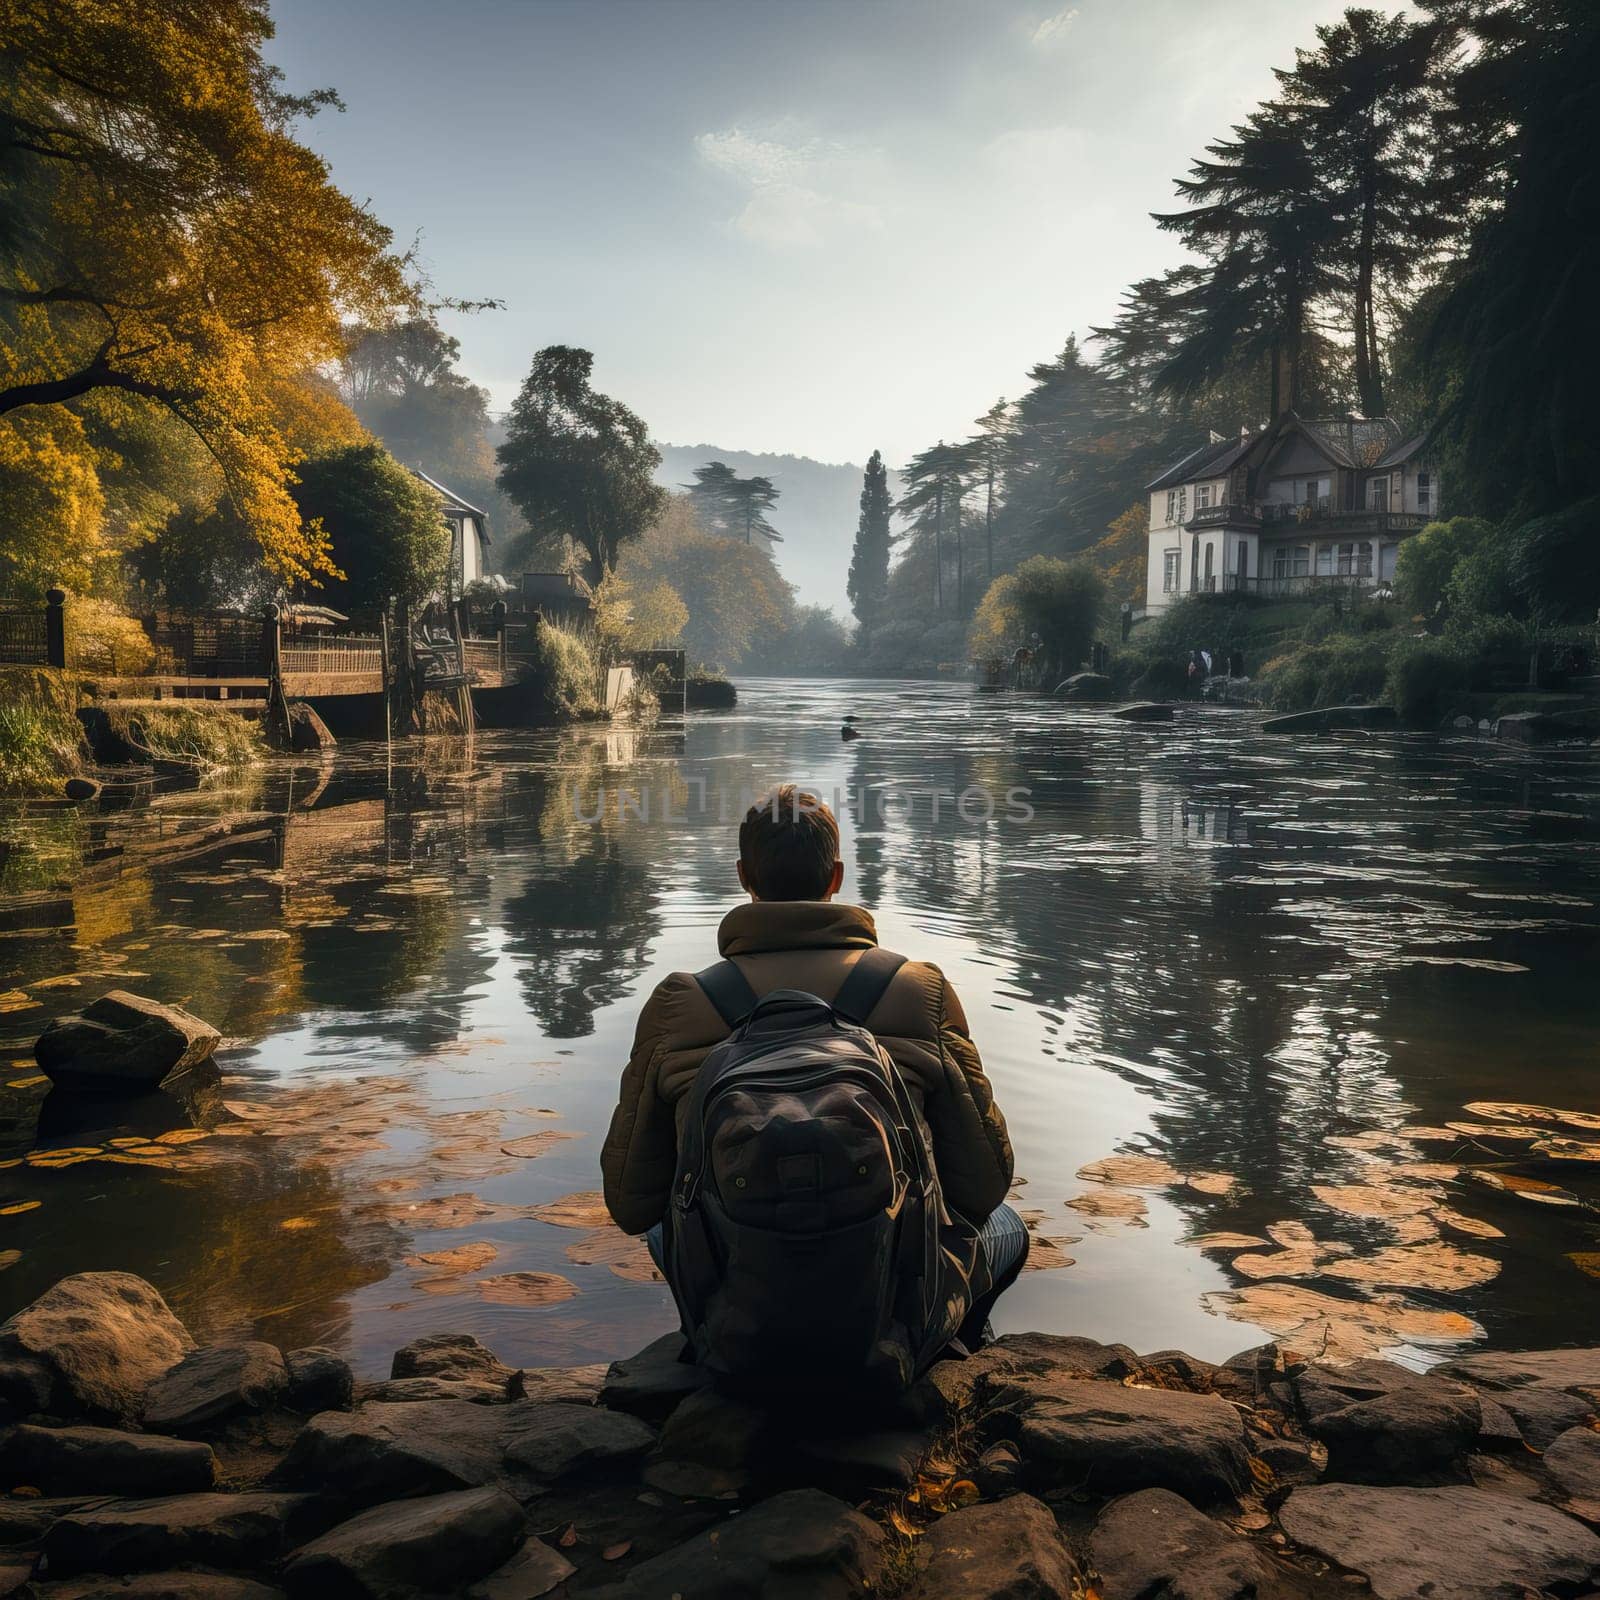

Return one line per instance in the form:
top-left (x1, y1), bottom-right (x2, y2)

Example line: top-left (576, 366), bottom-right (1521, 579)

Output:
top-left (0, 684), bottom-right (1596, 1373)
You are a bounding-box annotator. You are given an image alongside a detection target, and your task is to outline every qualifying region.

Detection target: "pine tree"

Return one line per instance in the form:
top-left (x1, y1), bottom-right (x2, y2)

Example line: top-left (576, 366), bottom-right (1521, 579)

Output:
top-left (847, 449), bottom-right (893, 630)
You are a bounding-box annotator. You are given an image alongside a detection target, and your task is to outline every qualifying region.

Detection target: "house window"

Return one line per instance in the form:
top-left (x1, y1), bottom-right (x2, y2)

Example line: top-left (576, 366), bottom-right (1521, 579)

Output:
top-left (1337, 541), bottom-right (1355, 576)
top-left (1417, 472), bottom-right (1431, 515)
top-left (1293, 545), bottom-right (1310, 577)
top-left (1273, 546), bottom-right (1291, 580)
top-left (1238, 542), bottom-right (1250, 580)
top-left (1162, 549), bottom-right (1180, 593)
top-left (1358, 541), bottom-right (1373, 578)
top-left (1197, 483), bottom-right (1213, 511)
top-left (1368, 476), bottom-right (1390, 511)
top-left (1177, 486), bottom-right (1188, 523)
top-left (1166, 490), bottom-right (1178, 524)
top-left (1317, 544), bottom-right (1334, 577)
top-left (1203, 543), bottom-right (1214, 588)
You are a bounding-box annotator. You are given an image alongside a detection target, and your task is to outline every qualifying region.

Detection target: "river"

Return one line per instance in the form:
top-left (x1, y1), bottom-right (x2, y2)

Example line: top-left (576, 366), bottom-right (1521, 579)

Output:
top-left (1, 678), bottom-right (1597, 1375)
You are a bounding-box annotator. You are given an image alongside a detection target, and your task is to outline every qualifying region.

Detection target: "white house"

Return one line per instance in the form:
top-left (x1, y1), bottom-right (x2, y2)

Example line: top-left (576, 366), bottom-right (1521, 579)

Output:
top-left (412, 469), bottom-right (491, 598)
top-left (1144, 414), bottom-right (1439, 613)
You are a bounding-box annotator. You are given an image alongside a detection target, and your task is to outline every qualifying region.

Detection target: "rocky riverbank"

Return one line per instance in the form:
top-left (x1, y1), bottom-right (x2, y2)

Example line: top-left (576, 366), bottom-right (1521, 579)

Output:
top-left (0, 1273), bottom-right (1598, 1597)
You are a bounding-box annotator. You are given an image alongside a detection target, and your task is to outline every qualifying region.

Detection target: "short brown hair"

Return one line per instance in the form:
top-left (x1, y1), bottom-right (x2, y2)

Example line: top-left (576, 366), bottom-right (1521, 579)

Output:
top-left (739, 785), bottom-right (839, 900)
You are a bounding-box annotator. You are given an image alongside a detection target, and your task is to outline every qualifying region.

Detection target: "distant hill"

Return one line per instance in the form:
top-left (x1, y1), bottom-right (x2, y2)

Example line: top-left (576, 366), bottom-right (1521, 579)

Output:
top-left (654, 444), bottom-right (900, 617)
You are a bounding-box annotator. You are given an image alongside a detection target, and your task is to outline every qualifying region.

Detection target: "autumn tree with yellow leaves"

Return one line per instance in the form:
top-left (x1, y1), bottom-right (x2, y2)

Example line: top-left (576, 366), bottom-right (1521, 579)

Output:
top-left (0, 0), bottom-right (412, 597)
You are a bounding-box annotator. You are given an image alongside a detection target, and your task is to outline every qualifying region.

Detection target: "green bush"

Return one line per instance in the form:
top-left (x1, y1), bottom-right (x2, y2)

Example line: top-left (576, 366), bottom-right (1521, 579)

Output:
top-left (1254, 634), bottom-right (1391, 712)
top-left (1386, 638), bottom-right (1466, 723)
top-left (0, 667), bottom-right (86, 793)
top-left (530, 619), bottom-right (603, 719)
top-left (1394, 517), bottom-right (1495, 619)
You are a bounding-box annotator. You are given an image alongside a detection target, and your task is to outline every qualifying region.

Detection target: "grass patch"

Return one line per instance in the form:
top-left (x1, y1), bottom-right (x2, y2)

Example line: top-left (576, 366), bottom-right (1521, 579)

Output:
top-left (107, 703), bottom-right (263, 767)
top-left (0, 667), bottom-right (86, 794)
top-left (526, 619), bottom-right (604, 721)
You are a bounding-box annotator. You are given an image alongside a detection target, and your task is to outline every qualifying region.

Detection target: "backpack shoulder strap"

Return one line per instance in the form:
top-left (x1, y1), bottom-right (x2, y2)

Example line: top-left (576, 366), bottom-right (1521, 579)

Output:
top-left (693, 958), bottom-right (761, 1029)
top-left (832, 947), bottom-right (907, 1025)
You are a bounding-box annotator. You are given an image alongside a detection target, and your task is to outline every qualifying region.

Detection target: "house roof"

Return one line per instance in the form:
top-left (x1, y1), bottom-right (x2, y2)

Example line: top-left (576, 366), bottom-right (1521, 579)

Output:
top-left (1291, 415), bottom-right (1405, 470)
top-left (1146, 432), bottom-right (1260, 492)
top-left (1374, 432), bottom-right (1428, 469)
top-left (411, 468), bottom-right (492, 542)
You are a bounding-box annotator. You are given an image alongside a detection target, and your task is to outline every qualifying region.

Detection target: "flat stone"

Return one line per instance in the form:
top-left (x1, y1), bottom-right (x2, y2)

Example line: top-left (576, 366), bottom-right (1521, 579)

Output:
top-left (1473, 1393), bottom-right (1525, 1451)
top-left (0, 1272), bottom-right (195, 1421)
top-left (1546, 1426), bottom-right (1600, 1522)
top-left (924, 1334), bottom-right (1143, 1414)
top-left (1091, 1487), bottom-right (1268, 1600)
top-left (1309, 1380), bottom-right (1480, 1482)
top-left (366, 1375), bottom-right (510, 1406)
top-left (1280, 1483), bottom-right (1600, 1600)
top-left (35, 990), bottom-right (219, 1090)
top-left (595, 1487), bottom-right (882, 1599)
top-left (43, 1575), bottom-right (286, 1599)
top-left (283, 1487), bottom-right (525, 1599)
top-left (0, 1423), bottom-right (217, 1496)
top-left (43, 1578), bottom-right (283, 1600)
top-left (981, 1370), bottom-right (1251, 1502)
top-left (284, 1347), bottom-right (353, 1414)
top-left (0, 1494), bottom-right (119, 1545)
top-left (389, 1333), bottom-right (517, 1388)
top-left (644, 1386), bottom-right (770, 1497)
top-left (908, 1493), bottom-right (1076, 1599)
top-left (516, 1363), bottom-right (607, 1406)
top-left (599, 1333), bottom-right (711, 1421)
top-left (1498, 1386), bottom-right (1596, 1449)
top-left (500, 1402), bottom-right (655, 1484)
top-left (1253, 1436), bottom-right (1323, 1487)
top-left (1438, 1347), bottom-right (1600, 1394)
top-left (464, 1537), bottom-right (575, 1600)
top-left (44, 1492), bottom-right (318, 1577)
top-left (143, 1342), bottom-right (288, 1433)
top-left (276, 1400), bottom-right (515, 1502)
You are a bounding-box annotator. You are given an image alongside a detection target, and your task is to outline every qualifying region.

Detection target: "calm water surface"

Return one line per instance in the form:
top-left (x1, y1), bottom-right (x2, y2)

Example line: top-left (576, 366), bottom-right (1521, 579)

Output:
top-left (2, 678), bottom-right (1598, 1374)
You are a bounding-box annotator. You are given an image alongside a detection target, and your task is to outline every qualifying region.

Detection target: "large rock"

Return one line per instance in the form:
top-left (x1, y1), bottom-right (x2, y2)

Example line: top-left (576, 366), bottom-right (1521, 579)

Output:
top-left (599, 1333), bottom-right (711, 1421)
top-left (0, 1494), bottom-right (120, 1546)
top-left (366, 1376), bottom-right (510, 1406)
top-left (1091, 1488), bottom-right (1268, 1600)
top-left (981, 1370), bottom-right (1251, 1502)
top-left (464, 1538), bottom-right (575, 1600)
top-left (389, 1333), bottom-right (517, 1389)
top-left (276, 1400), bottom-right (514, 1502)
top-left (284, 1348), bottom-right (354, 1414)
top-left (34, 991), bottom-right (219, 1090)
top-left (44, 1492), bottom-right (318, 1577)
top-left (282, 1488), bottom-right (525, 1599)
top-left (516, 1363), bottom-right (607, 1406)
top-left (143, 1342), bottom-right (289, 1433)
top-left (1546, 1426), bottom-right (1600, 1523)
top-left (907, 1494), bottom-right (1076, 1599)
top-left (0, 1272), bottom-right (194, 1421)
top-left (1438, 1347), bottom-right (1600, 1394)
top-left (923, 1333), bottom-right (1141, 1414)
top-left (44, 1576), bottom-right (286, 1599)
top-left (1498, 1386), bottom-right (1596, 1450)
top-left (501, 1402), bottom-right (654, 1485)
top-left (0, 1423), bottom-right (217, 1496)
top-left (1308, 1380), bottom-right (1481, 1482)
top-left (1280, 1483), bottom-right (1600, 1600)
top-left (595, 1487), bottom-right (882, 1599)
top-left (643, 1386), bottom-right (771, 1498)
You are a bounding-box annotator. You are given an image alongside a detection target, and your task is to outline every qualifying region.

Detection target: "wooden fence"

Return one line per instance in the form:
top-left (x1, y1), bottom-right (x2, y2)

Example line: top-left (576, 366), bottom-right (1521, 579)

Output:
top-left (0, 591), bottom-right (64, 668)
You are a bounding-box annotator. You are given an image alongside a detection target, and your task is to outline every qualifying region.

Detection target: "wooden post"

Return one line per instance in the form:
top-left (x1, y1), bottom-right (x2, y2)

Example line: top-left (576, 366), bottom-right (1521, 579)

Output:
top-left (45, 588), bottom-right (66, 668)
top-left (380, 605), bottom-right (393, 747)
top-left (262, 603), bottom-right (292, 748)
top-left (492, 600), bottom-right (507, 677)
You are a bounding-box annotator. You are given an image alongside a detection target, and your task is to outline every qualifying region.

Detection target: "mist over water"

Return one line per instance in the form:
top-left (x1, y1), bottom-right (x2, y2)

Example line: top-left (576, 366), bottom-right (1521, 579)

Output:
top-left (2, 680), bottom-right (1597, 1374)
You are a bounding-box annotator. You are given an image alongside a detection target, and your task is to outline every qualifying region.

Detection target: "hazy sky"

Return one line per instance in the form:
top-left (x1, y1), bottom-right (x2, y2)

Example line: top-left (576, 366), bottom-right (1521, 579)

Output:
top-left (269, 0), bottom-right (1399, 466)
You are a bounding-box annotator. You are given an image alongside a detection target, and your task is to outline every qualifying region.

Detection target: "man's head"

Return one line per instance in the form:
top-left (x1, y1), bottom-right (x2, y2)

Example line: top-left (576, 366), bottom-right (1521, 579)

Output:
top-left (737, 785), bottom-right (843, 901)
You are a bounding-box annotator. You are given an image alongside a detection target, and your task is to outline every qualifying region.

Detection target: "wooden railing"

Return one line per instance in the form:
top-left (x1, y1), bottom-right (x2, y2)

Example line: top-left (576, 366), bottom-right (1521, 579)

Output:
top-left (0, 599), bottom-right (51, 666)
top-left (279, 635), bottom-right (384, 676)
top-left (460, 638), bottom-right (504, 679)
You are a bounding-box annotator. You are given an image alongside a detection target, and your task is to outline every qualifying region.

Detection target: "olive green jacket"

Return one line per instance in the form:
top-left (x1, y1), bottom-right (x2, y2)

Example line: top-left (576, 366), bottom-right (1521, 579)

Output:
top-left (600, 900), bottom-right (1014, 1235)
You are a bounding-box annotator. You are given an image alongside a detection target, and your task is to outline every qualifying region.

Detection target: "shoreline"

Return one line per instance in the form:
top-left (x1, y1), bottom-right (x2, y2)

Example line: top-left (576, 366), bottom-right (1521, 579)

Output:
top-left (1, 1269), bottom-right (1596, 1597)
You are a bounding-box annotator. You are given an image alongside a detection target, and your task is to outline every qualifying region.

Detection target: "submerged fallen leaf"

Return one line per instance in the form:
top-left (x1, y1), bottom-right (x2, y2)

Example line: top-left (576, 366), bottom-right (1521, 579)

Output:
top-left (1076, 1154), bottom-right (1180, 1188)
top-left (0, 1249), bottom-right (20, 1269)
top-left (557, 1523), bottom-right (578, 1549)
top-left (1065, 1190), bottom-right (1148, 1229)
top-left (0, 1201), bottom-right (41, 1216)
top-left (405, 1242), bottom-right (499, 1275)
top-left (1021, 1235), bottom-right (1077, 1273)
top-left (1185, 1170), bottom-right (1238, 1197)
top-left (1464, 1101), bottom-right (1600, 1133)
top-left (1532, 1137), bottom-right (1600, 1165)
top-left (1566, 1253), bottom-right (1600, 1281)
top-left (1203, 1281), bottom-right (1482, 1361)
top-left (601, 1542), bottom-right (631, 1562)
top-left (1321, 1242), bottom-right (1501, 1293)
top-left (529, 1191), bottom-right (613, 1230)
top-left (1310, 1184), bottom-right (1437, 1221)
top-left (563, 1228), bottom-right (662, 1283)
top-left (476, 1271), bottom-right (579, 1308)
top-left (1183, 1232), bottom-right (1270, 1251)
top-left (279, 1217), bottom-right (319, 1231)
top-left (501, 1131), bottom-right (581, 1160)
top-left (1431, 1208), bottom-right (1504, 1240)
top-left (1465, 1170), bottom-right (1587, 1207)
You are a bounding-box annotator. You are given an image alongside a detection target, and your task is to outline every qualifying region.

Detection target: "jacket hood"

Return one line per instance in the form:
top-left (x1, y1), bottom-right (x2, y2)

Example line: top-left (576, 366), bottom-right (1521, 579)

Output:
top-left (717, 900), bottom-right (879, 958)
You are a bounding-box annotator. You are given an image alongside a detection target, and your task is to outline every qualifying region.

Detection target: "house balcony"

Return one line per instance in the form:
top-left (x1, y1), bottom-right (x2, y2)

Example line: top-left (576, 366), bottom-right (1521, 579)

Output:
top-left (1219, 572), bottom-right (1389, 598)
top-left (1185, 502), bottom-right (1427, 537)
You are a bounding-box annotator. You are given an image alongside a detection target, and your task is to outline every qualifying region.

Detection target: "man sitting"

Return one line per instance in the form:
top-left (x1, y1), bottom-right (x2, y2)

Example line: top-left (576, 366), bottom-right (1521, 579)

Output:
top-left (601, 785), bottom-right (1025, 1388)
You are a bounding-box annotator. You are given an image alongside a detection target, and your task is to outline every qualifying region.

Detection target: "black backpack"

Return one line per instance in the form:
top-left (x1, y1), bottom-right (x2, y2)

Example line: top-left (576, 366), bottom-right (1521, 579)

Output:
top-left (662, 948), bottom-right (965, 1394)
